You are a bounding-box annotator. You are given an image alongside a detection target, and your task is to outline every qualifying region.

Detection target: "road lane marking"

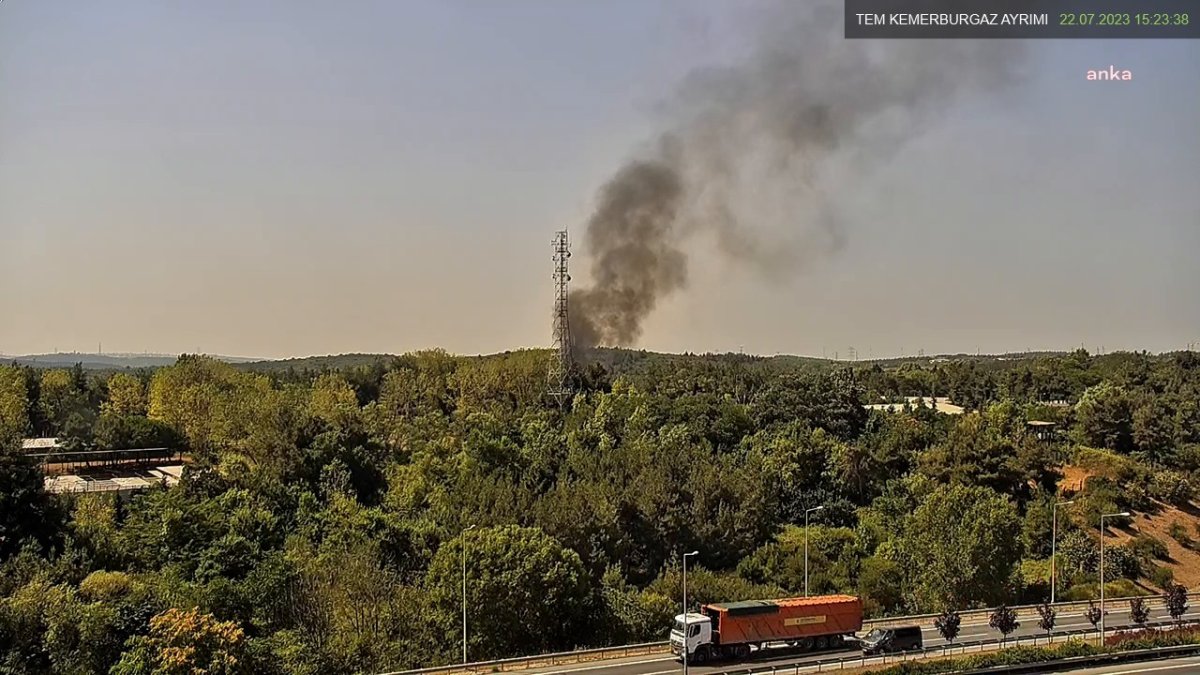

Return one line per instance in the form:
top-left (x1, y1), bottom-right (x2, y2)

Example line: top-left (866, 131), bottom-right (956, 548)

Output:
top-left (1077, 657), bottom-right (1200, 675)
top-left (534, 656), bottom-right (676, 674)
top-left (545, 612), bottom-right (1200, 675)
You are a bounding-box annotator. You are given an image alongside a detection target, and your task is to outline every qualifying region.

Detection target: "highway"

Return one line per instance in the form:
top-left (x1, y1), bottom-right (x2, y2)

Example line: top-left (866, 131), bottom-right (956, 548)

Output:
top-left (1064, 655), bottom-right (1200, 674)
top-left (521, 607), bottom-right (1200, 675)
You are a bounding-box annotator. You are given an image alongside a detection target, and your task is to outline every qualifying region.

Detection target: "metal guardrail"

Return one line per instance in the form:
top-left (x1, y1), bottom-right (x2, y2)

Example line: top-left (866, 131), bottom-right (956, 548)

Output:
top-left (383, 594), bottom-right (1200, 675)
top-left (862, 591), bottom-right (1200, 630)
top-left (709, 619), bottom-right (1200, 675)
top-left (378, 642), bottom-right (669, 675)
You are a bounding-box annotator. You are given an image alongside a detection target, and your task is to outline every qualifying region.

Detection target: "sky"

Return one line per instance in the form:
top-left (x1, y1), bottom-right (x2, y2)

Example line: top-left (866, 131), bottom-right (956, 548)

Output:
top-left (1, 0), bottom-right (1197, 360)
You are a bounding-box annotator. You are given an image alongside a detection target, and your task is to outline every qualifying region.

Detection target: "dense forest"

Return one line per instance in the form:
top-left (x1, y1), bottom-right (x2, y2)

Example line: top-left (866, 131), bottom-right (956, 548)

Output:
top-left (0, 348), bottom-right (1198, 674)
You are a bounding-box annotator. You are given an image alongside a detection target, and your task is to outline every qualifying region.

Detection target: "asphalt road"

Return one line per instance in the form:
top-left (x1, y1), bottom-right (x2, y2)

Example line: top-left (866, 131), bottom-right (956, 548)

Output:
top-left (523, 607), bottom-right (1200, 675)
top-left (1063, 655), bottom-right (1200, 674)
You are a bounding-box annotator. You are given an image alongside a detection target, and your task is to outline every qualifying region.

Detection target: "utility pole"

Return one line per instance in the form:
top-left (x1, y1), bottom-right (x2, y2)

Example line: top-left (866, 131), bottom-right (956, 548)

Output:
top-left (1051, 500), bottom-right (1074, 604)
top-left (682, 551), bottom-right (699, 675)
top-left (1099, 512), bottom-right (1129, 641)
top-left (805, 505), bottom-right (824, 597)
top-left (462, 524), bottom-right (476, 664)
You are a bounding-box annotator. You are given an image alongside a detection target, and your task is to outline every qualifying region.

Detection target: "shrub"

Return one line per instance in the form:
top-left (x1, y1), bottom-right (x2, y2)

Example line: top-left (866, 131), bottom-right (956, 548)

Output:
top-left (1148, 564), bottom-right (1175, 589)
top-left (1150, 470), bottom-right (1195, 507)
top-left (79, 570), bottom-right (134, 601)
top-left (1058, 530), bottom-right (1098, 575)
top-left (1174, 444), bottom-right (1200, 472)
top-left (863, 641), bottom-right (1104, 674)
top-left (1129, 534), bottom-right (1170, 562)
top-left (1062, 579), bottom-right (1149, 601)
top-left (1169, 520), bottom-right (1195, 549)
top-left (1105, 579), bottom-right (1151, 598)
top-left (865, 628), bottom-right (1200, 674)
top-left (1108, 625), bottom-right (1200, 649)
top-left (1103, 545), bottom-right (1140, 580)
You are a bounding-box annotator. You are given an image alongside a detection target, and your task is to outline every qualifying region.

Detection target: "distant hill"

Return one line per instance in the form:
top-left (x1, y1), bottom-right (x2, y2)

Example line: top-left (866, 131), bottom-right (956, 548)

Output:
top-left (238, 353), bottom-right (398, 372)
top-left (2, 347), bottom-right (1110, 373)
top-left (2, 353), bottom-right (258, 370)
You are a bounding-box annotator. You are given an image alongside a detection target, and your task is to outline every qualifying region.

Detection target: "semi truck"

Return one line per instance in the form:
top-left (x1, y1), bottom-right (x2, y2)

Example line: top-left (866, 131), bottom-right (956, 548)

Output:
top-left (669, 594), bottom-right (863, 663)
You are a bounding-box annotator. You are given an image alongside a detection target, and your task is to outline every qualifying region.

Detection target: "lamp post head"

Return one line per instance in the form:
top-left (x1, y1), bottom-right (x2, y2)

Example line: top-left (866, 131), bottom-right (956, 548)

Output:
top-left (684, 550), bottom-right (699, 558)
top-left (808, 505), bottom-right (825, 512)
top-left (1058, 500), bottom-right (1075, 506)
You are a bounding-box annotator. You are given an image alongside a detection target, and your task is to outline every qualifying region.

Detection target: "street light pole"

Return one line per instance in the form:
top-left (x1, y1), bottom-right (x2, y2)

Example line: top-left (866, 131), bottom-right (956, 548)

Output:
top-left (1051, 500), bottom-right (1075, 604)
top-left (805, 506), bottom-right (825, 597)
top-left (682, 550), bottom-right (699, 675)
top-left (462, 524), bottom-right (476, 664)
top-left (1099, 512), bottom-right (1129, 642)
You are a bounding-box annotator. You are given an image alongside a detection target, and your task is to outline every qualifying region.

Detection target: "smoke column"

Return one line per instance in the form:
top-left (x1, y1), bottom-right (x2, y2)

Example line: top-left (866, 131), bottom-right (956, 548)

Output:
top-left (569, 0), bottom-right (1025, 348)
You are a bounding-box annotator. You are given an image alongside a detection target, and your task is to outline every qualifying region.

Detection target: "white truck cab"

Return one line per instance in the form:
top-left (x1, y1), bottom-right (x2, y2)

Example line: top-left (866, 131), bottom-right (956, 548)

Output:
top-left (669, 612), bottom-right (713, 658)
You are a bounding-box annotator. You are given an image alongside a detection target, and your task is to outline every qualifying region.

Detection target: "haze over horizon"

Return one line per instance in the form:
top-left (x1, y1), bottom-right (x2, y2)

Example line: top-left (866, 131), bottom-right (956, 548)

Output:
top-left (3, 1), bottom-right (1198, 360)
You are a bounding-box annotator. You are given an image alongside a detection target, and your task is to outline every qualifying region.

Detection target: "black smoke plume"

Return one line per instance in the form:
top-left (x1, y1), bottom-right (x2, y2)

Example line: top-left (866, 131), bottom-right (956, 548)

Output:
top-left (569, 0), bottom-right (1025, 348)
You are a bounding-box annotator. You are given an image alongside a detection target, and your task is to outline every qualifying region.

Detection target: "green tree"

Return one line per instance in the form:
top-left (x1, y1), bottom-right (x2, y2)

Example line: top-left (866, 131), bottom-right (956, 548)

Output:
top-left (935, 608), bottom-right (961, 643)
top-left (918, 408), bottom-right (1035, 501)
top-left (1036, 601), bottom-right (1056, 636)
top-left (1085, 600), bottom-right (1102, 630)
top-left (1074, 383), bottom-right (1135, 453)
top-left (989, 604), bottom-right (1019, 643)
top-left (308, 373), bottom-right (361, 431)
top-left (0, 441), bottom-right (58, 560)
top-left (39, 368), bottom-right (89, 437)
top-left (827, 441), bottom-right (880, 505)
top-left (1164, 583), bottom-right (1189, 626)
top-left (1128, 597), bottom-right (1149, 627)
top-left (857, 555), bottom-right (905, 617)
top-left (597, 565), bottom-right (675, 645)
top-left (423, 525), bottom-right (591, 661)
top-left (1132, 397), bottom-right (1176, 462)
top-left (94, 414), bottom-right (181, 450)
top-left (104, 372), bottom-right (148, 417)
top-left (0, 366), bottom-right (29, 441)
top-left (897, 484), bottom-right (1022, 610)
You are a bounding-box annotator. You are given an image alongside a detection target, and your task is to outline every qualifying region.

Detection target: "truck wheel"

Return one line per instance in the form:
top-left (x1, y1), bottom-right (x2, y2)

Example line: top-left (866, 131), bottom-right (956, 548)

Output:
top-left (829, 635), bottom-right (844, 648)
top-left (735, 644), bottom-right (751, 660)
top-left (815, 636), bottom-right (828, 650)
top-left (691, 647), bottom-right (707, 664)
top-left (798, 637), bottom-right (814, 652)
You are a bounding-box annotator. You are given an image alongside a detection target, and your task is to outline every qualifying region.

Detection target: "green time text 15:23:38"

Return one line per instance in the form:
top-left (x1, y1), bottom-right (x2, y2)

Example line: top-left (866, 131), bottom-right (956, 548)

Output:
top-left (1058, 12), bottom-right (1190, 26)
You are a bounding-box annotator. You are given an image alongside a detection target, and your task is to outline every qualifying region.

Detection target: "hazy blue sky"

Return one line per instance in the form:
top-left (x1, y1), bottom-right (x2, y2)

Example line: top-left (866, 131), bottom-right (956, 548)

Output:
top-left (2, 1), bottom-right (1197, 359)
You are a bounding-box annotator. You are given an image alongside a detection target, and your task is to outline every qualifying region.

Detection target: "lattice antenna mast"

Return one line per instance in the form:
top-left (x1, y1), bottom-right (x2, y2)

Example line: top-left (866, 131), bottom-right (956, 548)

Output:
top-left (547, 230), bottom-right (574, 405)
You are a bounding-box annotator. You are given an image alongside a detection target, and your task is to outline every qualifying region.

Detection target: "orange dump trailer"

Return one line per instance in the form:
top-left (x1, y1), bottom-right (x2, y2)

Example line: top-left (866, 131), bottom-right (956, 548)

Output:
top-left (671, 595), bottom-right (863, 662)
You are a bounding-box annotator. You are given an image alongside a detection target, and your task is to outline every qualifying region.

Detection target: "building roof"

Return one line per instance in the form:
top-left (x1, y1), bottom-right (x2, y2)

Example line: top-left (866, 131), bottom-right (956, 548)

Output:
top-left (43, 465), bottom-right (182, 495)
top-left (864, 397), bottom-right (964, 415)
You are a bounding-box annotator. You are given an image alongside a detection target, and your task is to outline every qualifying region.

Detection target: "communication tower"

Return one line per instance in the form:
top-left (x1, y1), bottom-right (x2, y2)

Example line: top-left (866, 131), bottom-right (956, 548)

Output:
top-left (547, 230), bottom-right (574, 405)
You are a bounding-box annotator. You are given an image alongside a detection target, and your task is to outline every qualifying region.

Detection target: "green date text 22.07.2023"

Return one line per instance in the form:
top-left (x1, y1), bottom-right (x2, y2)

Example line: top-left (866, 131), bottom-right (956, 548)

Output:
top-left (1058, 13), bottom-right (1190, 26)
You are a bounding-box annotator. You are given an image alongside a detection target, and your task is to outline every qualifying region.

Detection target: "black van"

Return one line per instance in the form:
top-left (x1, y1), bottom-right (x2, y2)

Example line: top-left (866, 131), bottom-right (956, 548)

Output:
top-left (861, 626), bottom-right (923, 654)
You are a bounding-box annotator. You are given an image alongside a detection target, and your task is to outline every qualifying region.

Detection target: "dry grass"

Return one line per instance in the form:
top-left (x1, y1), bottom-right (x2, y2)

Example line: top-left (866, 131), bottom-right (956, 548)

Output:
top-left (1059, 463), bottom-right (1200, 589)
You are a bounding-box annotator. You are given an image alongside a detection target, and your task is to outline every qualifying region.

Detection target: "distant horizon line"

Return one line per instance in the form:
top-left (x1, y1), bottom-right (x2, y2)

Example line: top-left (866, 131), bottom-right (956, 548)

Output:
top-left (3, 343), bottom-right (1196, 366)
